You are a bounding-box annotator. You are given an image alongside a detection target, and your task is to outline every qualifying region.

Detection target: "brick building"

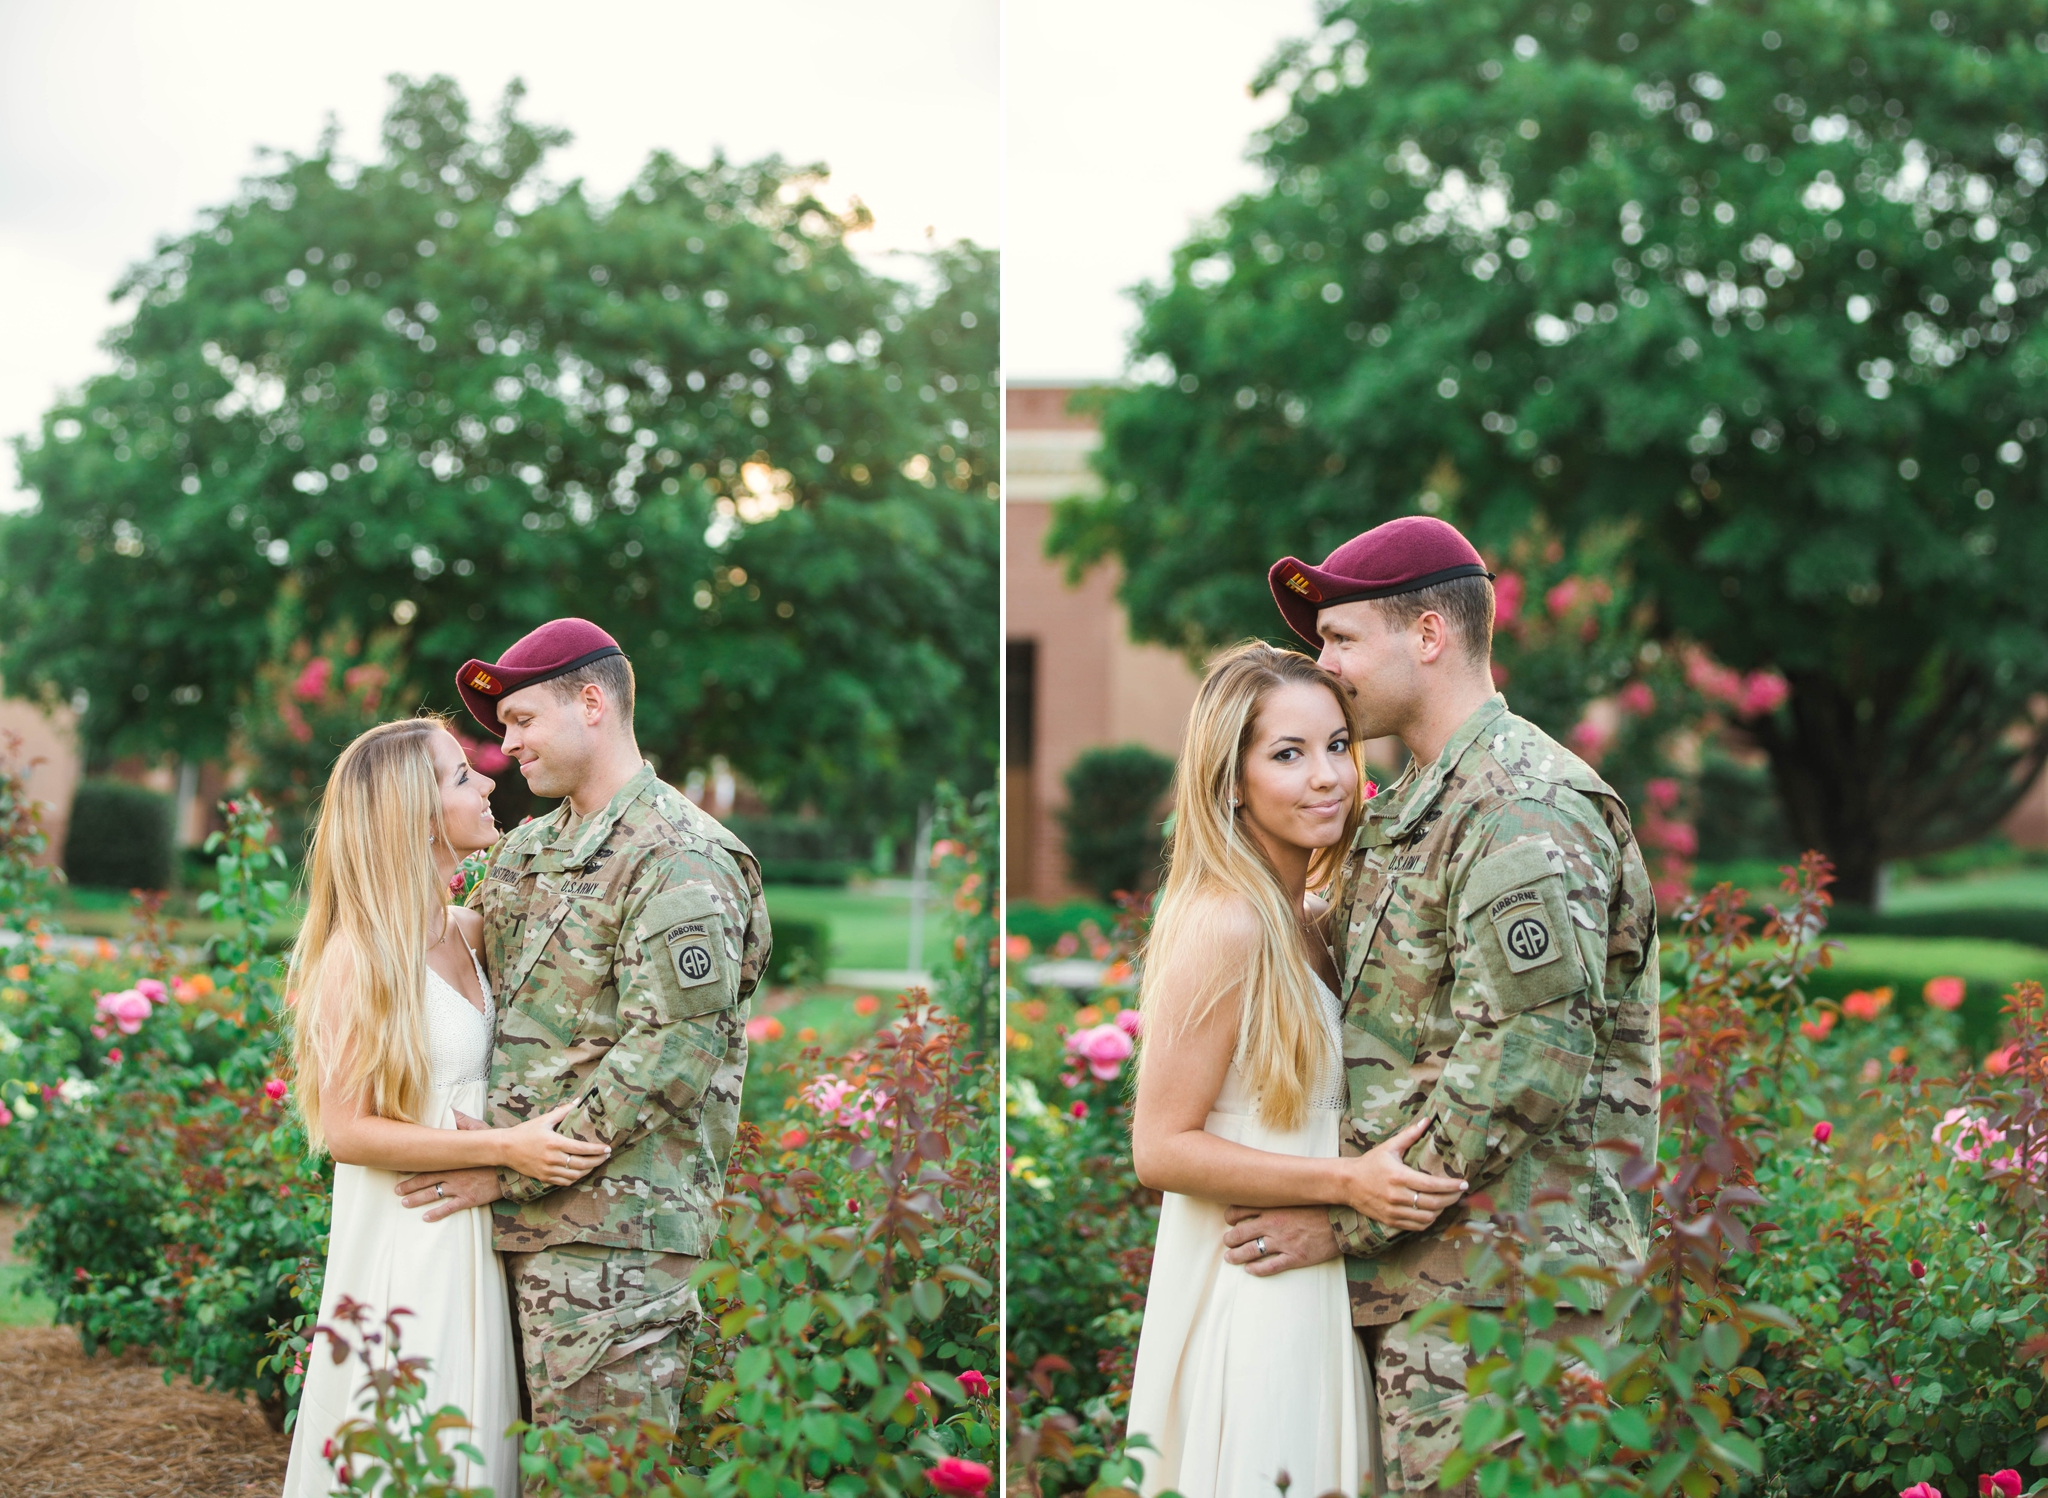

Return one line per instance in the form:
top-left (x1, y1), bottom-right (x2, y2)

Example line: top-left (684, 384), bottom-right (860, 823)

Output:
top-left (1004, 382), bottom-right (1203, 903)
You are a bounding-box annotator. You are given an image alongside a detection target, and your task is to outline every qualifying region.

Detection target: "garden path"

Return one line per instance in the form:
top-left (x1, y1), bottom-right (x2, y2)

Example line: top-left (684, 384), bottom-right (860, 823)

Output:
top-left (0, 1207), bottom-right (291, 1497)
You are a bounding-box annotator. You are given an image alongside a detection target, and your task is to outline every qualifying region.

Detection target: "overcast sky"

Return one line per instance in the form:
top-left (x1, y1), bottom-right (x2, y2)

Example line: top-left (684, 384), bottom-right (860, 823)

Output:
top-left (0, 0), bottom-right (997, 505)
top-left (1003, 0), bottom-right (1321, 381)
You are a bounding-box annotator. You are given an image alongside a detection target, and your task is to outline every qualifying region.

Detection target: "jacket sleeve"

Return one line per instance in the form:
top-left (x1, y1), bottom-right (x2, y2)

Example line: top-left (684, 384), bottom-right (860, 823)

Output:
top-left (497, 860), bottom-right (764, 1205)
top-left (1332, 800), bottom-right (1615, 1259)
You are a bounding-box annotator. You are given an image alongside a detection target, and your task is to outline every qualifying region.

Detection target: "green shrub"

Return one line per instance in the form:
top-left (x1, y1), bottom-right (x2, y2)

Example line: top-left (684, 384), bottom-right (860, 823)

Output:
top-left (1057, 746), bottom-right (1173, 905)
top-left (765, 916), bottom-right (829, 985)
top-left (1004, 902), bottom-right (1122, 958)
top-left (63, 779), bottom-right (176, 891)
top-left (726, 814), bottom-right (865, 888)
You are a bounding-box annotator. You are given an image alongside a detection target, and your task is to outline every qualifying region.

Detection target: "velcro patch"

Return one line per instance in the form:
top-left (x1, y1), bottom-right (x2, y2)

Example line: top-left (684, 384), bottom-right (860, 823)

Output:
top-left (1488, 887), bottom-right (1561, 972)
top-left (671, 939), bottom-right (716, 987)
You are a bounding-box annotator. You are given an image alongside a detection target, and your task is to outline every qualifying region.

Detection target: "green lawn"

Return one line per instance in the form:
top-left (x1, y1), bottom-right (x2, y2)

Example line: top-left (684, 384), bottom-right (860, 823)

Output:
top-left (0, 1263), bottom-right (52, 1328)
top-left (1888, 867), bottom-right (2048, 912)
top-left (763, 885), bottom-right (917, 970)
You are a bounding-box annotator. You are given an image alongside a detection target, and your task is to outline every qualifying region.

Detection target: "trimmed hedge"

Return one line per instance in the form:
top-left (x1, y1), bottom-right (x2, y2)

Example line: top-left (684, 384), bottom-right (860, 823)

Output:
top-left (765, 917), bottom-right (830, 986)
top-left (1058, 744), bottom-right (1174, 903)
top-left (63, 779), bottom-right (176, 891)
top-left (1006, 900), bottom-right (1122, 956)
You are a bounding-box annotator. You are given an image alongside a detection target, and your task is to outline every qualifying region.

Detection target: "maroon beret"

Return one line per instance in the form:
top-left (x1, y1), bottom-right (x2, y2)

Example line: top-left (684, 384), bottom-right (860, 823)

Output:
top-left (1268, 516), bottom-right (1493, 647)
top-left (456, 618), bottom-right (626, 733)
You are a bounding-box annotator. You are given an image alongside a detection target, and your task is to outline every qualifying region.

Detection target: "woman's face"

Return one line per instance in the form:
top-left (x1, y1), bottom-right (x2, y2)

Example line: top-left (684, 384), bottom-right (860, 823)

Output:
top-left (1238, 680), bottom-right (1358, 854)
top-left (429, 730), bottom-right (499, 857)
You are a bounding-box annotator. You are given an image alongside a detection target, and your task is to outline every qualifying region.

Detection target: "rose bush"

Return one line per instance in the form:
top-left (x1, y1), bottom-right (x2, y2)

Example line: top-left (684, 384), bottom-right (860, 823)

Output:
top-left (2, 743), bottom-right (1000, 1490)
top-left (1004, 857), bottom-right (2048, 1498)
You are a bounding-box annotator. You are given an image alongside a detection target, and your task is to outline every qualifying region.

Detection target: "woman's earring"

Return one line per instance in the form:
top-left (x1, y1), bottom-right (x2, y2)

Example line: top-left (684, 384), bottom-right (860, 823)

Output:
top-left (427, 834), bottom-right (436, 845)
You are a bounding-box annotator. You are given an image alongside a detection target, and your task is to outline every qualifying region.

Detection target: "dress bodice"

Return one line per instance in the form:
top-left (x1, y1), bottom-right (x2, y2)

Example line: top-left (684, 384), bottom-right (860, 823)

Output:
top-left (1212, 971), bottom-right (1347, 1118)
top-left (425, 943), bottom-right (494, 1091)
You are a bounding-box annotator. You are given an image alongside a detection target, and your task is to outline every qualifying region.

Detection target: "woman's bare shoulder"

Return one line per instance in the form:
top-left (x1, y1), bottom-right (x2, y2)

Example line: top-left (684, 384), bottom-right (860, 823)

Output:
top-left (448, 904), bottom-right (485, 946)
top-left (1159, 887), bottom-right (1264, 964)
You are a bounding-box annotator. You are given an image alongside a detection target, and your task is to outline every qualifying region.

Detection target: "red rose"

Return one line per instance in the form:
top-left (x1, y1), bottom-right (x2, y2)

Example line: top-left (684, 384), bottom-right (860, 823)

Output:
top-left (926, 1458), bottom-right (992, 1496)
top-left (1812, 1121), bottom-right (1832, 1145)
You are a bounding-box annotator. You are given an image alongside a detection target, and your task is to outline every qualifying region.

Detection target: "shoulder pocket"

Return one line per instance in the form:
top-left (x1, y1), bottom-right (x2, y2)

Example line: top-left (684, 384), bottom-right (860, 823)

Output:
top-left (634, 883), bottom-right (736, 1020)
top-left (1460, 837), bottom-right (1587, 1016)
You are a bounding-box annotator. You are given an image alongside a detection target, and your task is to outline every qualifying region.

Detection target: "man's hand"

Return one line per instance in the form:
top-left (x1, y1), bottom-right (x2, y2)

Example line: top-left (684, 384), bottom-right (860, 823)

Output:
top-left (396, 1166), bottom-right (503, 1223)
top-left (1221, 1204), bottom-right (1341, 1278)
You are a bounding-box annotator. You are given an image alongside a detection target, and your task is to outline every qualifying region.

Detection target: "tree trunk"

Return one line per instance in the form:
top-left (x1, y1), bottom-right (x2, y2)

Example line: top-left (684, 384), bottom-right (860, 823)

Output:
top-left (1748, 664), bottom-right (2048, 909)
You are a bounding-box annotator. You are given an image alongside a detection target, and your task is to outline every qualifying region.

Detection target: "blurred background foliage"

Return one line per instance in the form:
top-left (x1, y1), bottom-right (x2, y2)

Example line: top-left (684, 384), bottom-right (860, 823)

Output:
top-left (1051, 0), bottom-right (2048, 906)
top-left (0, 74), bottom-right (996, 845)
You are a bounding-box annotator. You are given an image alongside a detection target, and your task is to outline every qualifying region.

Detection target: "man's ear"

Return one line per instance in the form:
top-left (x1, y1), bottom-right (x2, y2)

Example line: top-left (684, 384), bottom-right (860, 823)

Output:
top-left (582, 682), bottom-right (607, 726)
top-left (1413, 610), bottom-right (1451, 666)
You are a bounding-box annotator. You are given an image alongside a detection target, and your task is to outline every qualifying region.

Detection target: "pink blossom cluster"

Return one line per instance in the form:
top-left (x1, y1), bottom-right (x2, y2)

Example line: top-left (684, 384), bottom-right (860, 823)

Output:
top-left (802, 1073), bottom-right (888, 1133)
top-left (1935, 1107), bottom-right (2047, 1175)
top-left (451, 730), bottom-right (512, 775)
top-left (1683, 646), bottom-right (1789, 718)
top-left (293, 657), bottom-right (333, 700)
top-left (1065, 1021), bottom-right (1135, 1082)
top-left (94, 980), bottom-right (164, 1037)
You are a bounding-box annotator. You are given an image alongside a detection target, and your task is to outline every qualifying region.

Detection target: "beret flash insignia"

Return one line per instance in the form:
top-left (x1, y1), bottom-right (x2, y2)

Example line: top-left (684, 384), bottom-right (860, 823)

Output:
top-left (1284, 571), bottom-right (1323, 602)
top-left (468, 669), bottom-right (502, 694)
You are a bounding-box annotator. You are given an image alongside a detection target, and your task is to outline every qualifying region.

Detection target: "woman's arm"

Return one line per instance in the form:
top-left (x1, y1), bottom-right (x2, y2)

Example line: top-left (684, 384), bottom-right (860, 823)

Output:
top-left (324, 1087), bottom-right (609, 1182)
top-left (1130, 899), bottom-right (1465, 1231)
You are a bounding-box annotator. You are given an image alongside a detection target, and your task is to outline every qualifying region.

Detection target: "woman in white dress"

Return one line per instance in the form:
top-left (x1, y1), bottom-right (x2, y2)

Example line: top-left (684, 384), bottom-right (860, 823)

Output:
top-left (281, 717), bottom-right (612, 1496)
top-left (1126, 643), bottom-right (1468, 1498)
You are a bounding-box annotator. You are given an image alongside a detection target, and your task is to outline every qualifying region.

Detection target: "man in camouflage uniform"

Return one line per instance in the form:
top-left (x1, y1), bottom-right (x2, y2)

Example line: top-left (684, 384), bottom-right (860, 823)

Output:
top-left (1221, 518), bottom-right (1660, 1495)
top-left (397, 618), bottom-right (770, 1454)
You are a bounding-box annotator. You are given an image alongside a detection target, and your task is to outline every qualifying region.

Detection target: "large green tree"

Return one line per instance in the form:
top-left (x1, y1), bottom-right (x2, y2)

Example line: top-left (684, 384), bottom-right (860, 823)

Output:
top-left (1053, 0), bottom-right (2048, 903)
top-left (0, 76), bottom-right (995, 838)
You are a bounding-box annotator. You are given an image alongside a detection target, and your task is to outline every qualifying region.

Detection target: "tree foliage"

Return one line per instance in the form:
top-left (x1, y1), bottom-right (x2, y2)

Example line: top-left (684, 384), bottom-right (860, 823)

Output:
top-left (1053, 0), bottom-right (2048, 901)
top-left (0, 76), bottom-right (995, 838)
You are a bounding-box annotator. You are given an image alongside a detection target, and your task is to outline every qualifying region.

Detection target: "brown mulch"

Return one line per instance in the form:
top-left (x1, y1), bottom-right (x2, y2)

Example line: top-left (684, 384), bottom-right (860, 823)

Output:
top-left (0, 1202), bottom-right (291, 1496)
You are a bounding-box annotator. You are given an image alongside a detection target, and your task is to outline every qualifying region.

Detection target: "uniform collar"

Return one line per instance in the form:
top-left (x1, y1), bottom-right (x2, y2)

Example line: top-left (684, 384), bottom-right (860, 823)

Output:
top-left (1376, 694), bottom-right (1511, 842)
top-left (538, 762), bottom-right (657, 867)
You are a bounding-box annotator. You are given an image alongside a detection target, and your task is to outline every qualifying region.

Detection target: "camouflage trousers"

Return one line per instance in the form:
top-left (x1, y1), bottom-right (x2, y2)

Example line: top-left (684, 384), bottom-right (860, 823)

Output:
top-left (1359, 1308), bottom-right (1605, 1495)
top-left (505, 1243), bottom-right (703, 1447)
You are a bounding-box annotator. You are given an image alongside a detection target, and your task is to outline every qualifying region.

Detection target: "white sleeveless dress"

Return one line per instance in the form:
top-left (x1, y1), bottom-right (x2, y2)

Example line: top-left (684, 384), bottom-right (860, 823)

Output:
top-left (282, 945), bottom-right (522, 1496)
top-left (1126, 974), bottom-right (1372, 1498)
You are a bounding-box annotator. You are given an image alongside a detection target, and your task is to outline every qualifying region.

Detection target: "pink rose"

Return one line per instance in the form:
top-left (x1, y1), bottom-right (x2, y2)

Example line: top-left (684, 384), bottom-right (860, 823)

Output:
top-left (264, 1078), bottom-right (289, 1102)
top-left (958, 1369), bottom-right (991, 1399)
top-left (1738, 671), bottom-right (1789, 717)
top-left (1985, 1044), bottom-right (2017, 1076)
top-left (1982, 1471), bottom-right (2023, 1498)
top-left (1064, 1023), bottom-right (1135, 1082)
top-left (1114, 1008), bottom-right (1143, 1039)
top-left (1902, 1481), bottom-right (1941, 1498)
top-left (1812, 1121), bottom-right (1832, 1145)
top-left (926, 1457), bottom-right (992, 1496)
top-left (1924, 976), bottom-right (1966, 1012)
top-left (744, 1014), bottom-right (785, 1042)
top-left (1645, 777), bottom-right (1681, 810)
top-left (135, 979), bottom-right (166, 1003)
top-left (106, 1047), bottom-right (123, 1065)
top-left (1616, 681), bottom-right (1656, 716)
top-left (1493, 571), bottom-right (1525, 626)
top-left (95, 989), bottom-right (154, 1035)
top-left (293, 657), bottom-right (333, 700)
top-left (1362, 778), bottom-right (1379, 801)
top-left (0, 1102), bottom-right (13, 1128)
top-left (1546, 577), bottom-right (1583, 617)
top-left (1070, 1100), bottom-right (1089, 1120)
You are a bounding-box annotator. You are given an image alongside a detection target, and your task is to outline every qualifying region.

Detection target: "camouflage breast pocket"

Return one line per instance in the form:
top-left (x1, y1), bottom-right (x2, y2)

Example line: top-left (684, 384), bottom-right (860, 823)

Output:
top-left (1461, 837), bottom-right (1589, 1017)
top-left (634, 884), bottom-right (737, 1021)
top-left (1347, 854), bottom-right (1449, 1063)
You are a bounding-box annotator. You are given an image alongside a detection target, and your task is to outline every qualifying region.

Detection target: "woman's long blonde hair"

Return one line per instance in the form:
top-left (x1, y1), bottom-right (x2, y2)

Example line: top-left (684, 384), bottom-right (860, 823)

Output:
top-left (1140, 641), bottom-right (1367, 1130)
top-left (289, 717), bottom-right (452, 1155)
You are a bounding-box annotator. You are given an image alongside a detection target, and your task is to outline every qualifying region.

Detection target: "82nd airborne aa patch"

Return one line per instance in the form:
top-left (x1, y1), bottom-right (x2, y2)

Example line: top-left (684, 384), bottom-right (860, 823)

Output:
top-left (1487, 887), bottom-right (1561, 973)
top-left (666, 921), bottom-right (717, 987)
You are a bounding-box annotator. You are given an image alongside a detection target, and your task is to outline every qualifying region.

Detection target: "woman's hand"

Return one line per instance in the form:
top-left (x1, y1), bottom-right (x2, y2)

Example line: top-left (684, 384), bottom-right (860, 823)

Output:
top-left (1334, 1116), bottom-right (1467, 1232)
top-left (496, 1102), bottom-right (612, 1185)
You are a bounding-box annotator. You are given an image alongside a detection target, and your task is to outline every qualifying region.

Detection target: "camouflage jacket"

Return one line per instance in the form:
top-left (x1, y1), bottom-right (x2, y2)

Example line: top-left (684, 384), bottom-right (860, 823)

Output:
top-left (470, 764), bottom-right (771, 1256)
top-left (1327, 694), bottom-right (1659, 1325)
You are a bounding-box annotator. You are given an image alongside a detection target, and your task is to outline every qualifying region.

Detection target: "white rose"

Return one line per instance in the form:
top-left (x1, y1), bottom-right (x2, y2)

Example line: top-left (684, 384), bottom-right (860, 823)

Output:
top-left (58, 1077), bottom-right (97, 1104)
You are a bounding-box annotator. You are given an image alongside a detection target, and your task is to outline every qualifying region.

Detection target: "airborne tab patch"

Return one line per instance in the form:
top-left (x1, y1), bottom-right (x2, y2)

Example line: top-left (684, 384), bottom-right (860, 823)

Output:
top-left (1488, 887), bottom-right (1560, 973)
